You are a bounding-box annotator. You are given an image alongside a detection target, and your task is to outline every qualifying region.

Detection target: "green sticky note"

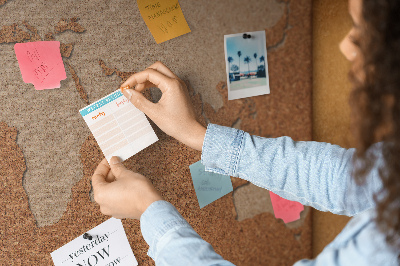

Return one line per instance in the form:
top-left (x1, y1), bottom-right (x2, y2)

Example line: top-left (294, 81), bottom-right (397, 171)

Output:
top-left (189, 161), bottom-right (233, 208)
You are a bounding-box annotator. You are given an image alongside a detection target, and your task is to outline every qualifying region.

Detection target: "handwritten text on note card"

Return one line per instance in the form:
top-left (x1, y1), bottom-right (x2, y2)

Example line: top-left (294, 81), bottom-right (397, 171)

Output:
top-left (137, 0), bottom-right (191, 44)
top-left (189, 161), bottom-right (233, 208)
top-left (14, 41), bottom-right (66, 90)
top-left (269, 192), bottom-right (304, 223)
top-left (51, 218), bottom-right (138, 266)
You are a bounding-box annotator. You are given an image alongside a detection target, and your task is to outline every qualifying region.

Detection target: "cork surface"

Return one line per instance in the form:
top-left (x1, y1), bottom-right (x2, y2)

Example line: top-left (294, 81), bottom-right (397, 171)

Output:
top-left (233, 183), bottom-right (310, 226)
top-left (0, 0), bottom-right (312, 264)
top-left (0, 0), bottom-right (285, 228)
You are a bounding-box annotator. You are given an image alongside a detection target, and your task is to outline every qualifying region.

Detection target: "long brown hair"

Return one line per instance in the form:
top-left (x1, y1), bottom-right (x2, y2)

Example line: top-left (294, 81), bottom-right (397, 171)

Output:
top-left (350, 0), bottom-right (400, 251)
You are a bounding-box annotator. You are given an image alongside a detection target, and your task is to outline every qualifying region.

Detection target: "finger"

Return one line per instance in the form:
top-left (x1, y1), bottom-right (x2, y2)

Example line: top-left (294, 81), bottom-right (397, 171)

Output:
top-left (134, 81), bottom-right (154, 92)
top-left (109, 156), bottom-right (129, 178)
top-left (135, 83), bottom-right (145, 92)
top-left (99, 158), bottom-right (115, 182)
top-left (147, 61), bottom-right (178, 79)
top-left (92, 158), bottom-right (110, 188)
top-left (120, 68), bottom-right (172, 94)
top-left (122, 87), bottom-right (158, 117)
top-left (105, 170), bottom-right (116, 183)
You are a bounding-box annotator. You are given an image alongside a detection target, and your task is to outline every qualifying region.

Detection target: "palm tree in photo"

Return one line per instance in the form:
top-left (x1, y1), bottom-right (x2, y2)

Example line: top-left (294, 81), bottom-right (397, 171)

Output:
top-left (227, 56), bottom-right (234, 73)
top-left (244, 56), bottom-right (251, 78)
top-left (253, 53), bottom-right (258, 74)
top-left (237, 51), bottom-right (242, 77)
top-left (260, 55), bottom-right (266, 73)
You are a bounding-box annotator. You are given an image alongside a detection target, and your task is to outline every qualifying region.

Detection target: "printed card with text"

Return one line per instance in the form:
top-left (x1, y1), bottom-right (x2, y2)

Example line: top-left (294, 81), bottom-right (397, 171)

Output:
top-left (79, 90), bottom-right (158, 162)
top-left (189, 161), bottom-right (233, 208)
top-left (51, 218), bottom-right (138, 266)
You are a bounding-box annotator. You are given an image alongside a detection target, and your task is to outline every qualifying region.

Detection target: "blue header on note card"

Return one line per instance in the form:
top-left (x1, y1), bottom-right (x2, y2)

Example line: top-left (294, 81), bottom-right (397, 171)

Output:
top-left (80, 91), bottom-right (123, 116)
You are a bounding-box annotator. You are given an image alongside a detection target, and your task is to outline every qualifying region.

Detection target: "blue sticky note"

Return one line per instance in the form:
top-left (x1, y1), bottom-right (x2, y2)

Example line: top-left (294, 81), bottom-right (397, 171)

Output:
top-left (189, 161), bottom-right (233, 208)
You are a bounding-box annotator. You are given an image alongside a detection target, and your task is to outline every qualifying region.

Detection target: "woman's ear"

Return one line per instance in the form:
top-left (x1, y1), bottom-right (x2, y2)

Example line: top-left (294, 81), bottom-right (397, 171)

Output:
top-left (339, 29), bottom-right (358, 62)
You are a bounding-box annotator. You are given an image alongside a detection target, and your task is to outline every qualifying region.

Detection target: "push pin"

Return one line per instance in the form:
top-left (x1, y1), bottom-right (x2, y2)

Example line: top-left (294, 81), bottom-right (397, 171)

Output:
top-left (120, 84), bottom-right (130, 93)
top-left (83, 233), bottom-right (94, 240)
top-left (243, 33), bottom-right (252, 39)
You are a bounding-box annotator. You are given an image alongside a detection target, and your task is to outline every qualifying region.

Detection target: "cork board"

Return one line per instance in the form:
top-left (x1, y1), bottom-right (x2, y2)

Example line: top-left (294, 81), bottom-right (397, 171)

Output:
top-left (0, 0), bottom-right (312, 265)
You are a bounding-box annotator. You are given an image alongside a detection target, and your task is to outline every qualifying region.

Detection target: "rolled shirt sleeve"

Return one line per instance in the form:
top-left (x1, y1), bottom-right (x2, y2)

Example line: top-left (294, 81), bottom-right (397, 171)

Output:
top-left (201, 123), bottom-right (383, 216)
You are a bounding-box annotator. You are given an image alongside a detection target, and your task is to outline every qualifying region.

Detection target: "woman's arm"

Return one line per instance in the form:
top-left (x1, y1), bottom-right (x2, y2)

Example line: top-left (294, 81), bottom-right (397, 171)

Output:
top-left (141, 201), bottom-right (235, 266)
top-left (202, 124), bottom-right (383, 216)
top-left (92, 158), bottom-right (234, 265)
top-left (118, 62), bottom-right (382, 216)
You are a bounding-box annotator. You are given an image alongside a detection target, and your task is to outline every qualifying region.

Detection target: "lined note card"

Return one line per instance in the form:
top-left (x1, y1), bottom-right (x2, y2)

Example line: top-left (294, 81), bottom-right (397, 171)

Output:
top-left (189, 161), bottom-right (233, 208)
top-left (79, 90), bottom-right (158, 162)
top-left (137, 0), bottom-right (191, 44)
top-left (14, 41), bottom-right (66, 90)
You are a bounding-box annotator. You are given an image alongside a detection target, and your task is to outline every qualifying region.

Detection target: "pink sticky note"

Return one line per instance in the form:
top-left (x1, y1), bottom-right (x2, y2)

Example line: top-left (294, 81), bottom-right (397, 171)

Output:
top-left (14, 41), bottom-right (66, 90)
top-left (269, 191), bottom-right (304, 223)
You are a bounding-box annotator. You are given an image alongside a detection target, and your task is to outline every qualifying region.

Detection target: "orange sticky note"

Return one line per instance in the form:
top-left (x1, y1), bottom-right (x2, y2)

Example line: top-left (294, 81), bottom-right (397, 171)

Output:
top-left (137, 0), bottom-right (191, 44)
top-left (269, 192), bottom-right (304, 223)
top-left (14, 41), bottom-right (66, 90)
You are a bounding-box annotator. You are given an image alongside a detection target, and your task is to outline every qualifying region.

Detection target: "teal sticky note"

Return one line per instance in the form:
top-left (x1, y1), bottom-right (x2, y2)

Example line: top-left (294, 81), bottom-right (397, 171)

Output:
top-left (189, 161), bottom-right (233, 208)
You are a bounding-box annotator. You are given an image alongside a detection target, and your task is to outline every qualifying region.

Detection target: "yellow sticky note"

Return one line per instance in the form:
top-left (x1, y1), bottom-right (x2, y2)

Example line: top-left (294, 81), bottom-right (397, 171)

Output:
top-left (137, 0), bottom-right (191, 44)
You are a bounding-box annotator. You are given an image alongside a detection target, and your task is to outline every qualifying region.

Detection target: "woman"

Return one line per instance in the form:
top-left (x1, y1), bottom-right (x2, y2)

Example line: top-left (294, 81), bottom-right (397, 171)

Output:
top-left (91, 0), bottom-right (400, 264)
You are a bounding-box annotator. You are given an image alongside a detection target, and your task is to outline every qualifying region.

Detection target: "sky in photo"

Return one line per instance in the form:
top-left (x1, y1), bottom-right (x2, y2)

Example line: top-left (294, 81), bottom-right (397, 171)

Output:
top-left (226, 33), bottom-right (266, 73)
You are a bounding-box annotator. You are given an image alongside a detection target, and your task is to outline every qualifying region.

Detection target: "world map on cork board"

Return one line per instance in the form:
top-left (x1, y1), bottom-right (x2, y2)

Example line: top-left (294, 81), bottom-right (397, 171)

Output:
top-left (0, 0), bottom-right (312, 265)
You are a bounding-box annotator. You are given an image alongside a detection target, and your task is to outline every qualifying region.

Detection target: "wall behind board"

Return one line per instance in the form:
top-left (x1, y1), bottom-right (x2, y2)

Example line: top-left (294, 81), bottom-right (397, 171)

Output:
top-left (312, 0), bottom-right (353, 257)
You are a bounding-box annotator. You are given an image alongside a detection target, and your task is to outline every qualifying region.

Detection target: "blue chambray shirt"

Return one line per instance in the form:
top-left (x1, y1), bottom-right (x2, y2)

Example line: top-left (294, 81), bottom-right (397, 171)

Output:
top-left (140, 124), bottom-right (399, 265)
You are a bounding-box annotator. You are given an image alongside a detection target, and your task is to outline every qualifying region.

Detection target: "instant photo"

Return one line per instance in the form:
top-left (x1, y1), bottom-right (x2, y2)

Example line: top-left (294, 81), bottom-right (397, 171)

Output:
top-left (224, 31), bottom-right (270, 100)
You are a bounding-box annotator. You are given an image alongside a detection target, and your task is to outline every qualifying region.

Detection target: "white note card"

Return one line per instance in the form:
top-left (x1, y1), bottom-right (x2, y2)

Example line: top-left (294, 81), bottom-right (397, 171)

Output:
top-left (79, 89), bottom-right (158, 162)
top-left (51, 218), bottom-right (138, 266)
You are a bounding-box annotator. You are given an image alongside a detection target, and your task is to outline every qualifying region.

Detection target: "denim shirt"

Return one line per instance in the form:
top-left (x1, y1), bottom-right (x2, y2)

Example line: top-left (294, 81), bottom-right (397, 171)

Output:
top-left (140, 124), bottom-right (399, 265)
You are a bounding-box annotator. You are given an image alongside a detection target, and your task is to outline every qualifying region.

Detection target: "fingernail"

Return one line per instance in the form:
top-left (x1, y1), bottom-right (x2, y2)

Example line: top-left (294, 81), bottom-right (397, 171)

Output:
top-left (124, 89), bottom-right (134, 100)
top-left (110, 156), bottom-right (122, 164)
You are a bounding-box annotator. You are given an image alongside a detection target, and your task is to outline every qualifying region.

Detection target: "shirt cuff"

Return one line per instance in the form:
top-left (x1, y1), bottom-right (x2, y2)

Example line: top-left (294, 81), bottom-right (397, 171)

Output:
top-left (201, 123), bottom-right (245, 176)
top-left (140, 200), bottom-right (192, 259)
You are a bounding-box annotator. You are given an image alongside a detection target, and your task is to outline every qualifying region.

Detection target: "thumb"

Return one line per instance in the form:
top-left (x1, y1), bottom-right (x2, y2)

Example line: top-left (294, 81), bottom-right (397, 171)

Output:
top-left (92, 158), bottom-right (110, 188)
top-left (109, 156), bottom-right (128, 178)
top-left (123, 89), bottom-right (155, 116)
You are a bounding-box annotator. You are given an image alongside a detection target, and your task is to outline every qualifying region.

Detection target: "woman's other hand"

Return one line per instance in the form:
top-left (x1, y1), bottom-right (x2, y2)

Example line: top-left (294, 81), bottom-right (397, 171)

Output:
top-left (91, 157), bottom-right (163, 220)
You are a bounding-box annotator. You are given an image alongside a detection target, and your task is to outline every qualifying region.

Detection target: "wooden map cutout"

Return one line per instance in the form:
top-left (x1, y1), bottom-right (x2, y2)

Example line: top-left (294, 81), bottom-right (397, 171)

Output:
top-left (0, 17), bottom-right (88, 103)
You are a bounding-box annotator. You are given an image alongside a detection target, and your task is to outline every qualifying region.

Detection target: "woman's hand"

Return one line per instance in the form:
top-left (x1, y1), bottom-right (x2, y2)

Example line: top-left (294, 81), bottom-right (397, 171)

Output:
top-left (120, 61), bottom-right (206, 151)
top-left (91, 157), bottom-right (163, 220)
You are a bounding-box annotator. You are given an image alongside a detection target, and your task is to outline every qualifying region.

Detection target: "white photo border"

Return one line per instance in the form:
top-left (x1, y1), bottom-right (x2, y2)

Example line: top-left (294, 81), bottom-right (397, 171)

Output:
top-left (224, 30), bottom-right (270, 100)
